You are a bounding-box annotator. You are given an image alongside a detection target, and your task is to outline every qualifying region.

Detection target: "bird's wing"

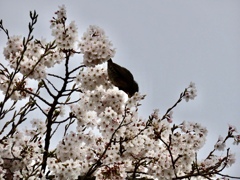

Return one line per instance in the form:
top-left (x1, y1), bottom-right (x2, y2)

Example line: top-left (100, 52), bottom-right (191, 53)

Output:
top-left (109, 61), bottom-right (134, 82)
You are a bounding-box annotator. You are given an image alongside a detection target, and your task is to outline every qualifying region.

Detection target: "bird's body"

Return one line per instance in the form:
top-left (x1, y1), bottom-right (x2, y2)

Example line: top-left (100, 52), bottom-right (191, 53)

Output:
top-left (107, 59), bottom-right (139, 97)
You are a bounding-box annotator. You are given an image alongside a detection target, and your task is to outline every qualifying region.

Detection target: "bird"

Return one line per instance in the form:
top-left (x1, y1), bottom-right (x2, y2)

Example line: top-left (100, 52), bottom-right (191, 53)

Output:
top-left (107, 59), bottom-right (139, 97)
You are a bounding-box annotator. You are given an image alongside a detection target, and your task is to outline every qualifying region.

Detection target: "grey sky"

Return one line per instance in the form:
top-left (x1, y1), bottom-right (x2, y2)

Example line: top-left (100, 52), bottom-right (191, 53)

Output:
top-left (0, 0), bottom-right (240, 177)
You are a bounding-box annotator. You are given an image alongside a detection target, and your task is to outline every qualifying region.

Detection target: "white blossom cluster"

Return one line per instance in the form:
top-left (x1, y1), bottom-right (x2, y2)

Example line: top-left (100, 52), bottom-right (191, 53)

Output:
top-left (54, 5), bottom-right (67, 20)
top-left (70, 86), bottom-right (129, 134)
top-left (47, 158), bottom-right (88, 180)
top-left (214, 135), bottom-right (226, 151)
top-left (183, 81), bottom-right (197, 102)
top-left (50, 8), bottom-right (79, 50)
top-left (75, 65), bottom-right (112, 91)
top-left (3, 35), bottom-right (23, 60)
top-left (48, 132), bottom-right (95, 179)
top-left (25, 118), bottom-right (47, 136)
top-left (0, 73), bottom-right (33, 100)
top-left (79, 25), bottom-right (116, 66)
top-left (50, 5), bottom-right (78, 50)
top-left (145, 121), bottom-right (206, 179)
top-left (2, 5), bottom-right (75, 82)
top-left (200, 153), bottom-right (236, 171)
top-left (0, 121), bottom-right (45, 179)
top-left (3, 36), bottom-right (65, 81)
top-left (95, 162), bottom-right (128, 180)
top-left (234, 135), bottom-right (240, 145)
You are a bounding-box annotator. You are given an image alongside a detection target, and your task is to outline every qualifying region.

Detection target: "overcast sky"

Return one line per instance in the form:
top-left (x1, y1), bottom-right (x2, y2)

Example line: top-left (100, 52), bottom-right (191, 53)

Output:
top-left (0, 0), bottom-right (240, 177)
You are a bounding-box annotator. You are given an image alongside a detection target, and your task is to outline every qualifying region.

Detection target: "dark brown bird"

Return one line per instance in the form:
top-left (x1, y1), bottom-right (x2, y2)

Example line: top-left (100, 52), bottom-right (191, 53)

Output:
top-left (107, 59), bottom-right (139, 97)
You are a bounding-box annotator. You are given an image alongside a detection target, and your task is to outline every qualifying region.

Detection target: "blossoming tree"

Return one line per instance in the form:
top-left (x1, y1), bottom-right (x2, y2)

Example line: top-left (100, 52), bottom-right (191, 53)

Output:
top-left (0, 5), bottom-right (239, 180)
